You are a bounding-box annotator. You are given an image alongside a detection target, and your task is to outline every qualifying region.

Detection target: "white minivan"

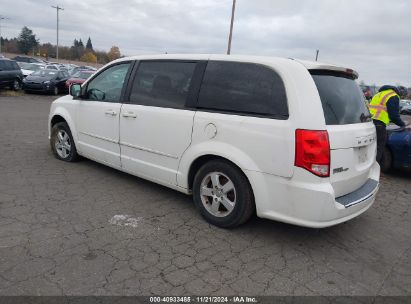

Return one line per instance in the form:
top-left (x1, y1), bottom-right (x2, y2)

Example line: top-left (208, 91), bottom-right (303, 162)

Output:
top-left (48, 54), bottom-right (380, 228)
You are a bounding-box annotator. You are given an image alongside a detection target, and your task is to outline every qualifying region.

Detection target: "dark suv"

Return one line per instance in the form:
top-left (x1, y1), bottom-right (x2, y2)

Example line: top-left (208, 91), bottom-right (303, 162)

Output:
top-left (0, 58), bottom-right (23, 90)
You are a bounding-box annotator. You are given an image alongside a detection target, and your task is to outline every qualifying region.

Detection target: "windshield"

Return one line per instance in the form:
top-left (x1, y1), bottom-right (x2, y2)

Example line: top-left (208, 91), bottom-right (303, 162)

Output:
top-left (311, 71), bottom-right (371, 125)
top-left (31, 70), bottom-right (57, 77)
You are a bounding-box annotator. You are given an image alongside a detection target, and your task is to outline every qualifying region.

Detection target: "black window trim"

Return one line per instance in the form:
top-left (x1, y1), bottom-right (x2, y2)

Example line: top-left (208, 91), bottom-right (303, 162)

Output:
top-left (193, 60), bottom-right (289, 120)
top-left (124, 59), bottom-right (207, 111)
top-left (79, 60), bottom-right (135, 103)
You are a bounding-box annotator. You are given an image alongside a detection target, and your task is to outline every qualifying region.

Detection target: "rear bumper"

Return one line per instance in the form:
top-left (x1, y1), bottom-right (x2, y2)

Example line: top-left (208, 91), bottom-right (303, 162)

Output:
top-left (246, 162), bottom-right (380, 228)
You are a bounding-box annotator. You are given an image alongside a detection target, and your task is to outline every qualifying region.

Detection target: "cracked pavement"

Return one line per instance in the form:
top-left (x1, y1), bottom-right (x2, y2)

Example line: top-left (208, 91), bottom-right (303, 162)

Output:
top-left (0, 94), bottom-right (410, 296)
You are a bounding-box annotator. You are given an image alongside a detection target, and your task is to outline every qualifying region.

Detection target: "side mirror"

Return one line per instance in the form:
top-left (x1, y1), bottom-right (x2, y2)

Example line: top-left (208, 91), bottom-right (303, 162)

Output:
top-left (70, 84), bottom-right (82, 98)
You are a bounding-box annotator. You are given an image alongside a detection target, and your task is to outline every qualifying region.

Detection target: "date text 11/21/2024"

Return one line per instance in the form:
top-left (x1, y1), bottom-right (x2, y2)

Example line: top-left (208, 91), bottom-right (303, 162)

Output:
top-left (149, 296), bottom-right (258, 303)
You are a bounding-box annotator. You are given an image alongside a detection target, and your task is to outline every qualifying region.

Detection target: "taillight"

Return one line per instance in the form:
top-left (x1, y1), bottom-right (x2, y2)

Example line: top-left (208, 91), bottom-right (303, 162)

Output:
top-left (295, 129), bottom-right (330, 177)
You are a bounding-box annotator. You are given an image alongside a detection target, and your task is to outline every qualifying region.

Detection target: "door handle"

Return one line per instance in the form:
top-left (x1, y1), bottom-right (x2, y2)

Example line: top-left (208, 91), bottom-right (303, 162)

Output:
top-left (122, 112), bottom-right (137, 118)
top-left (105, 110), bottom-right (117, 116)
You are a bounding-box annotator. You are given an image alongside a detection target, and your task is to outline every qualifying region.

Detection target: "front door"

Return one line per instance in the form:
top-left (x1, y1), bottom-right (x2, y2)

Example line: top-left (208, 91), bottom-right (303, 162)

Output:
top-left (76, 62), bottom-right (132, 168)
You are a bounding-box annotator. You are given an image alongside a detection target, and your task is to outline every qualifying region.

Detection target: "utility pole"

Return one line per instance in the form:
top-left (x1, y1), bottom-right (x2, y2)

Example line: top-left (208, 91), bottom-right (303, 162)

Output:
top-left (315, 49), bottom-right (319, 61)
top-left (51, 5), bottom-right (64, 61)
top-left (0, 15), bottom-right (9, 54)
top-left (227, 0), bottom-right (236, 55)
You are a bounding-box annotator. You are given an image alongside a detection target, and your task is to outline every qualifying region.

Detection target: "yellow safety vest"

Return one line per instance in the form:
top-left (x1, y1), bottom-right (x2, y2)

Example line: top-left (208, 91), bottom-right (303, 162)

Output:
top-left (369, 89), bottom-right (398, 125)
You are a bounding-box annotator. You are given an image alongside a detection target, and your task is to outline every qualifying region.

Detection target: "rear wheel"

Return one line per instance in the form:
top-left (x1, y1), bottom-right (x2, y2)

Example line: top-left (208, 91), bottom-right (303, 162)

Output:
top-left (50, 122), bottom-right (79, 162)
top-left (380, 147), bottom-right (392, 173)
top-left (193, 160), bottom-right (255, 228)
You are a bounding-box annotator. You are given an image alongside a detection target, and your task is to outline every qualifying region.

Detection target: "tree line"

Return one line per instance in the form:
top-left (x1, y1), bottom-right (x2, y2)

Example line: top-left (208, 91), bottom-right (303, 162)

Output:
top-left (0, 26), bottom-right (121, 64)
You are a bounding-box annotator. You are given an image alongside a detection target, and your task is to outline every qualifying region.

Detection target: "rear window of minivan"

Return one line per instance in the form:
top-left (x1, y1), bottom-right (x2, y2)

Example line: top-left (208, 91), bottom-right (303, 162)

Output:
top-left (197, 61), bottom-right (288, 119)
top-left (311, 71), bottom-right (371, 125)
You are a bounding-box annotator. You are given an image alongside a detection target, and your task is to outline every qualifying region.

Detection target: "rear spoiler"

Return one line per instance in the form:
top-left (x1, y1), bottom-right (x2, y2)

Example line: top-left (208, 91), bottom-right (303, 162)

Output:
top-left (292, 59), bottom-right (359, 79)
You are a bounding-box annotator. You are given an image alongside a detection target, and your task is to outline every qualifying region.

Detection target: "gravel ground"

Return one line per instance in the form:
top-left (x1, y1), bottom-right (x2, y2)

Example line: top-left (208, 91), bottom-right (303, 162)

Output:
top-left (0, 93), bottom-right (410, 296)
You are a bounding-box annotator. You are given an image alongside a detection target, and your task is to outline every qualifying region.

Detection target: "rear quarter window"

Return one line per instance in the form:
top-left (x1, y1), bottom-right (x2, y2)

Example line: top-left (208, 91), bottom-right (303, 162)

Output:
top-left (311, 71), bottom-right (371, 125)
top-left (197, 61), bottom-right (288, 119)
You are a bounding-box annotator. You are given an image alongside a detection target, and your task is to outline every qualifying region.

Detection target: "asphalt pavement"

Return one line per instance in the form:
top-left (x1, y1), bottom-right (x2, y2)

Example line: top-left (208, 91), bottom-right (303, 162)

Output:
top-left (0, 93), bottom-right (410, 296)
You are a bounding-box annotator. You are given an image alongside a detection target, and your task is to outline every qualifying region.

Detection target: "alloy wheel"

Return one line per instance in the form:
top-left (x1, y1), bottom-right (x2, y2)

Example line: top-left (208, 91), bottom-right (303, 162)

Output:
top-left (199, 171), bottom-right (236, 217)
top-left (55, 130), bottom-right (71, 159)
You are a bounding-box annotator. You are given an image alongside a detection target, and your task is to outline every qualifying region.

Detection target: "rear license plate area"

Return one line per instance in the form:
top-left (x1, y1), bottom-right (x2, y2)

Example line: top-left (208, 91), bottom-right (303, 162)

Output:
top-left (358, 146), bottom-right (368, 163)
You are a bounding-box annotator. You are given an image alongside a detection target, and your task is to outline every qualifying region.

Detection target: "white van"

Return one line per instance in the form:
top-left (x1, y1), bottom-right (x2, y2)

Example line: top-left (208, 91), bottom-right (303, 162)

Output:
top-left (48, 54), bottom-right (379, 228)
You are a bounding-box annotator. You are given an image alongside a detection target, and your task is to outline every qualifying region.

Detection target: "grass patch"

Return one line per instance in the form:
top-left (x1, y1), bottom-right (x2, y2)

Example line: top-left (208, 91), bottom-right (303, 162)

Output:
top-left (0, 90), bottom-right (25, 97)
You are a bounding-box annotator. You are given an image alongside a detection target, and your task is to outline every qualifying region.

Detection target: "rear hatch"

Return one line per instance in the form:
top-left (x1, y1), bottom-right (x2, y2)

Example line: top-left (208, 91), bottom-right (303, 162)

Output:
top-left (311, 70), bottom-right (376, 197)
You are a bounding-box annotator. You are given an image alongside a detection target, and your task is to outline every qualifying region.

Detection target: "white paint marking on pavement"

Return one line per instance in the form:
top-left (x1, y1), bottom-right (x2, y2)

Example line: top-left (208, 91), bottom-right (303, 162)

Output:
top-left (109, 214), bottom-right (143, 228)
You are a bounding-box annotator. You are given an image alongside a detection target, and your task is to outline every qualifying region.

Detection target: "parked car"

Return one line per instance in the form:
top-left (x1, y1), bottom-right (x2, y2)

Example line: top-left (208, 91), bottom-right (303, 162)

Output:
top-left (12, 55), bottom-right (45, 64)
top-left (0, 58), bottom-right (23, 90)
top-left (400, 99), bottom-right (411, 111)
top-left (401, 104), bottom-right (411, 115)
top-left (23, 69), bottom-right (69, 95)
top-left (45, 64), bottom-right (60, 71)
top-left (381, 125), bottom-right (411, 172)
top-left (65, 70), bottom-right (94, 89)
top-left (17, 62), bottom-right (45, 77)
top-left (69, 65), bottom-right (97, 76)
top-left (48, 54), bottom-right (379, 228)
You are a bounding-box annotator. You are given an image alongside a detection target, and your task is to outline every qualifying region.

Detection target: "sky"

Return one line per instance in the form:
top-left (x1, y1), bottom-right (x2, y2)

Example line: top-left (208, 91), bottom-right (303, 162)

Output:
top-left (1, 0), bottom-right (410, 86)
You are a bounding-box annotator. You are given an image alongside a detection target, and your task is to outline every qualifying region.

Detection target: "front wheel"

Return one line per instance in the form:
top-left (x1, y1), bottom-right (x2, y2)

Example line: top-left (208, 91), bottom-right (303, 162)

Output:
top-left (50, 122), bottom-right (79, 162)
top-left (12, 79), bottom-right (21, 91)
top-left (52, 86), bottom-right (59, 96)
top-left (193, 160), bottom-right (255, 228)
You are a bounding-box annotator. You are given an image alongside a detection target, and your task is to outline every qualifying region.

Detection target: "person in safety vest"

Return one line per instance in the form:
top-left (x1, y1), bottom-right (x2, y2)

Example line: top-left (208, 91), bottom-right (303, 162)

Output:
top-left (369, 85), bottom-right (408, 165)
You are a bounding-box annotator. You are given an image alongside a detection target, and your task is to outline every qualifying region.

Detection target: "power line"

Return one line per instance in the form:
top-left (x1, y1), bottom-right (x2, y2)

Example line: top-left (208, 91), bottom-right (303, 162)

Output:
top-left (51, 5), bottom-right (64, 60)
top-left (0, 15), bottom-right (10, 54)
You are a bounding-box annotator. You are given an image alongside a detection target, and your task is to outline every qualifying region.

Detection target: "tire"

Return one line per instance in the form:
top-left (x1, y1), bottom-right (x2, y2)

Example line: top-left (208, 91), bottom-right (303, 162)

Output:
top-left (50, 122), bottom-right (79, 162)
top-left (12, 79), bottom-right (21, 91)
top-left (52, 86), bottom-right (59, 96)
top-left (380, 147), bottom-right (392, 173)
top-left (193, 160), bottom-right (255, 228)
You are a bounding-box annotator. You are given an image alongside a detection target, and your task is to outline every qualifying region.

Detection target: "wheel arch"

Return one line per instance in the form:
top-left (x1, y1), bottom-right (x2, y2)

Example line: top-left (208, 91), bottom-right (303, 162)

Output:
top-left (49, 108), bottom-right (78, 144)
top-left (50, 115), bottom-right (66, 128)
top-left (183, 153), bottom-right (256, 199)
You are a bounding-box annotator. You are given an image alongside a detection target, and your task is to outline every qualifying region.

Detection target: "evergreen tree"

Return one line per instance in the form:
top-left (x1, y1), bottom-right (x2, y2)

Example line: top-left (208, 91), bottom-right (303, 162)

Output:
top-left (86, 37), bottom-right (93, 51)
top-left (17, 26), bottom-right (39, 54)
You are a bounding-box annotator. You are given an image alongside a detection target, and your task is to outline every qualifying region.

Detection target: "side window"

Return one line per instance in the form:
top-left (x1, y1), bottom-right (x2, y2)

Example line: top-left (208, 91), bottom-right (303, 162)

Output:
top-left (197, 61), bottom-right (288, 118)
top-left (85, 62), bottom-right (131, 103)
top-left (3, 61), bottom-right (13, 71)
top-left (129, 61), bottom-right (196, 109)
top-left (0, 61), bottom-right (6, 70)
